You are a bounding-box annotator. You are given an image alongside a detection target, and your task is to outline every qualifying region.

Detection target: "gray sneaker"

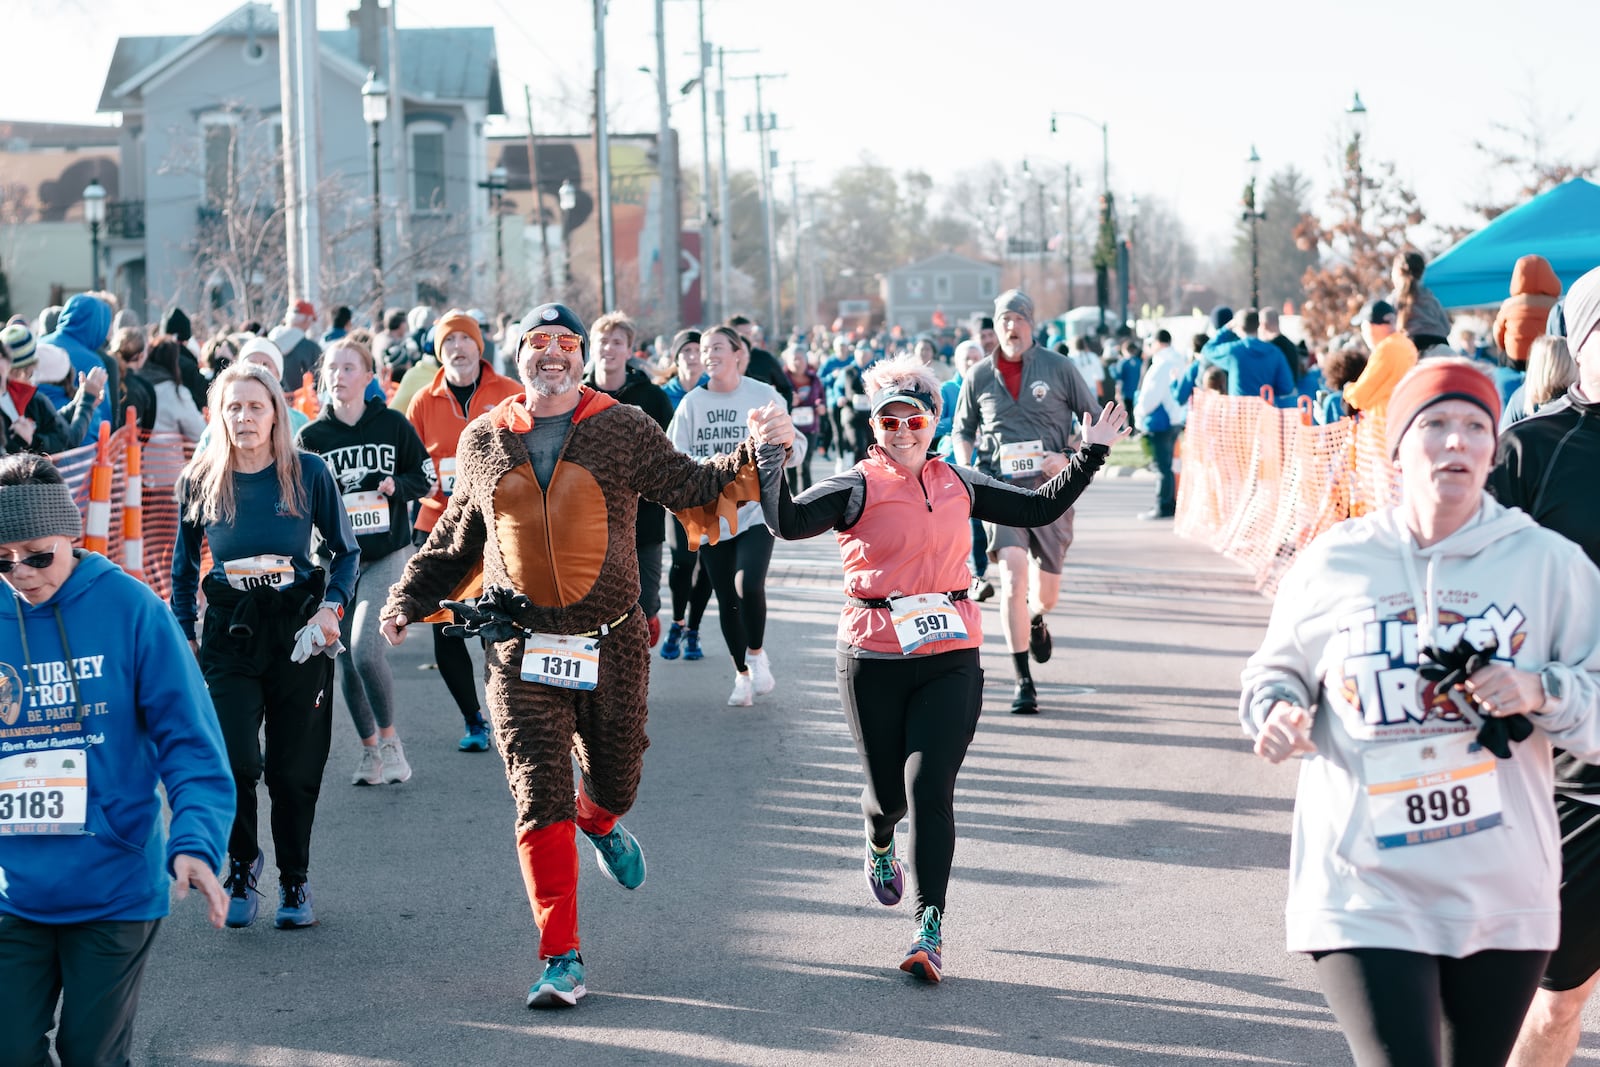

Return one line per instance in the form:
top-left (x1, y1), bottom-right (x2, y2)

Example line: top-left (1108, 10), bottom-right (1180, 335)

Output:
top-left (379, 738), bottom-right (412, 784)
top-left (351, 745), bottom-right (383, 786)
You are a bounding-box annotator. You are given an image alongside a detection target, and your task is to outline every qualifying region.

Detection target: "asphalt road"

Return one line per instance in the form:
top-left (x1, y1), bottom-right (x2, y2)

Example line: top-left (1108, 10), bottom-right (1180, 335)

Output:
top-left (128, 477), bottom-right (1600, 1066)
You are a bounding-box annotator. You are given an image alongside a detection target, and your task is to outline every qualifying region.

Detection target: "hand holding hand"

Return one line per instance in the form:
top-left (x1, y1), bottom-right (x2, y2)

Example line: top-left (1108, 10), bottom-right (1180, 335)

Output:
top-left (172, 854), bottom-right (228, 928)
top-left (1080, 401), bottom-right (1132, 449)
top-left (747, 402), bottom-right (796, 447)
top-left (1255, 701), bottom-right (1317, 763)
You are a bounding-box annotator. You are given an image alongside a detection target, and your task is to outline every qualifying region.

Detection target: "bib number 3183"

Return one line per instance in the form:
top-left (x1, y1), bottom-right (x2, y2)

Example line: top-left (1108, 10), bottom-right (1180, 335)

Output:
top-left (0, 748), bottom-right (87, 835)
top-left (890, 593), bottom-right (968, 653)
top-left (520, 634), bottom-right (600, 690)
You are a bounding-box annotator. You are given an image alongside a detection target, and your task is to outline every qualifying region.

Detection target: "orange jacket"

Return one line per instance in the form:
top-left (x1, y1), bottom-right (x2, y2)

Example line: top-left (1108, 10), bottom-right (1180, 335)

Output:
top-left (1343, 332), bottom-right (1418, 418)
top-left (1493, 255), bottom-right (1562, 365)
top-left (405, 359), bottom-right (524, 533)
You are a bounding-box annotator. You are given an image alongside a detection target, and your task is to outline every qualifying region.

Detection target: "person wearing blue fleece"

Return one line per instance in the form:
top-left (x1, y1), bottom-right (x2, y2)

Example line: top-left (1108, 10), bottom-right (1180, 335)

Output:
top-left (1175, 305), bottom-right (1241, 405)
top-left (0, 453), bottom-right (233, 1067)
top-left (40, 292), bottom-right (116, 433)
top-left (172, 361), bottom-right (359, 933)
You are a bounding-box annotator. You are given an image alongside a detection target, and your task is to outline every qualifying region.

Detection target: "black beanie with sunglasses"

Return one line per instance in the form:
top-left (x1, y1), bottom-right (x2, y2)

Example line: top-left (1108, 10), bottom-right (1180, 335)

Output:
top-left (518, 303), bottom-right (588, 354)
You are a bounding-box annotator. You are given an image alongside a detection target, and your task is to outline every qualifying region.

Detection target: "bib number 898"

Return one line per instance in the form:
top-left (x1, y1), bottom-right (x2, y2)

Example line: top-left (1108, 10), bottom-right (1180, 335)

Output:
top-left (0, 790), bottom-right (65, 820)
top-left (1406, 785), bottom-right (1471, 825)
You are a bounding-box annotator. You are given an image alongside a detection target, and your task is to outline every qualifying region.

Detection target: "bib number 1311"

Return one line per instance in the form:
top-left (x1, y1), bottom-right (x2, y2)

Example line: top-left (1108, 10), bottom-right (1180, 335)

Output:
top-left (520, 634), bottom-right (600, 690)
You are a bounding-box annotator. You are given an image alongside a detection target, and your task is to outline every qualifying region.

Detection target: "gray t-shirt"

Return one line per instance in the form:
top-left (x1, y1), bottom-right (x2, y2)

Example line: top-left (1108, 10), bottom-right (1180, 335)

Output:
top-left (953, 345), bottom-right (1098, 479)
top-left (521, 408), bottom-right (576, 490)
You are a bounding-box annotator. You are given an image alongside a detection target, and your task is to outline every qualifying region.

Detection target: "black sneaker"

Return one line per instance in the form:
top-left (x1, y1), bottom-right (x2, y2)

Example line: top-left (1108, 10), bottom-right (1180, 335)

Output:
top-left (1028, 614), bottom-right (1053, 663)
top-left (1010, 679), bottom-right (1038, 714)
top-left (970, 577), bottom-right (995, 603)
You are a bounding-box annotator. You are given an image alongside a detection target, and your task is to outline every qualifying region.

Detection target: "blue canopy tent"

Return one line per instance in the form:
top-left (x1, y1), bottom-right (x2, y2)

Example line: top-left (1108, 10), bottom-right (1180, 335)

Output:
top-left (1426, 178), bottom-right (1600, 309)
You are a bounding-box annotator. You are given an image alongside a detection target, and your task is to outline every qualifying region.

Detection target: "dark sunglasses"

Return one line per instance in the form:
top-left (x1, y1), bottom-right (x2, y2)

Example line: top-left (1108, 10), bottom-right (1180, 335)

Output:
top-left (525, 332), bottom-right (583, 354)
top-left (873, 414), bottom-right (934, 432)
top-left (0, 549), bottom-right (55, 574)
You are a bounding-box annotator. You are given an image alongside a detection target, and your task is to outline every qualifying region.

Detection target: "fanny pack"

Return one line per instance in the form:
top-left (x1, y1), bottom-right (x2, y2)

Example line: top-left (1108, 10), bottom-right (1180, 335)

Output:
top-left (847, 589), bottom-right (969, 610)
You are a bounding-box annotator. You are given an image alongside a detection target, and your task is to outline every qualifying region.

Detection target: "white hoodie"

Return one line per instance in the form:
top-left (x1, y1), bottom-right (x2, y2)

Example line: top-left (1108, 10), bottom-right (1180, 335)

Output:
top-left (1241, 494), bottom-right (1600, 956)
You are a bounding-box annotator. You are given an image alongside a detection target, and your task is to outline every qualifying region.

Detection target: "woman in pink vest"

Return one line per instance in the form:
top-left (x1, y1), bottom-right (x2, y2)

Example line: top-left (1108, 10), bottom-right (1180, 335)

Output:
top-left (753, 353), bottom-right (1128, 982)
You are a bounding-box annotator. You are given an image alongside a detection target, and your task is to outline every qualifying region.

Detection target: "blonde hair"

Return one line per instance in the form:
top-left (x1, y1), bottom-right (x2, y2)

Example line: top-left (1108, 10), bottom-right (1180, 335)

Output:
top-left (322, 336), bottom-right (376, 387)
top-left (180, 362), bottom-right (306, 525)
top-left (590, 311), bottom-right (636, 347)
top-left (863, 353), bottom-right (944, 417)
top-left (1525, 335), bottom-right (1576, 409)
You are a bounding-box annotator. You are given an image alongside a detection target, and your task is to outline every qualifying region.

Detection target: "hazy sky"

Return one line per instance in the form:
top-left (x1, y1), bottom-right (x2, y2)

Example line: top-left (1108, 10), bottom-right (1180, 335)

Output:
top-left (9, 0), bottom-right (1600, 251)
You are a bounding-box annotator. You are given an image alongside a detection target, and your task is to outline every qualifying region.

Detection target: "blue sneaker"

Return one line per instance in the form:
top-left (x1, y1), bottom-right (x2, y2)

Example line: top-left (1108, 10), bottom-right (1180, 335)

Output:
top-left (866, 840), bottom-right (904, 906)
top-left (582, 823), bottom-right (646, 889)
top-left (660, 621), bottom-right (684, 660)
top-left (526, 950), bottom-right (586, 1008)
top-left (459, 719), bottom-right (491, 753)
top-left (900, 906), bottom-right (943, 983)
top-left (682, 628), bottom-right (703, 661)
top-left (224, 852), bottom-right (263, 929)
top-left (275, 881), bottom-right (317, 929)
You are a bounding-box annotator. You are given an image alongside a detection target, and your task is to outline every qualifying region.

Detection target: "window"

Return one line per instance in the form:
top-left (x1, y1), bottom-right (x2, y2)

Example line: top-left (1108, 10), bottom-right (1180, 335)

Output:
top-left (905, 275), bottom-right (925, 300)
top-left (200, 113), bottom-right (238, 208)
top-left (978, 273), bottom-right (997, 298)
top-left (933, 274), bottom-right (951, 300)
top-left (410, 124), bottom-right (446, 212)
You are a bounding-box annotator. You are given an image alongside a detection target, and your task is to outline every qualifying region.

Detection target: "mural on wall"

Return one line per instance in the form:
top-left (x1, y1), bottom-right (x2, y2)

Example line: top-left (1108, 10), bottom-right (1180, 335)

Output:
top-left (0, 149), bottom-right (118, 222)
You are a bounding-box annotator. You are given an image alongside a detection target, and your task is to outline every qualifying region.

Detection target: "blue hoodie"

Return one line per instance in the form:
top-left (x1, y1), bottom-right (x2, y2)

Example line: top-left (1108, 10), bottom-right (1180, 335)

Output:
top-left (40, 293), bottom-right (113, 432)
top-left (0, 552), bottom-right (233, 924)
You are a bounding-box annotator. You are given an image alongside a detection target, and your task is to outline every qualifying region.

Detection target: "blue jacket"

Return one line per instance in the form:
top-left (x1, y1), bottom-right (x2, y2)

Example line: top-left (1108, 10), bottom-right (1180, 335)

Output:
top-left (0, 552), bottom-right (233, 924)
top-left (937, 375), bottom-right (962, 442)
top-left (662, 373), bottom-right (708, 411)
top-left (40, 293), bottom-right (113, 432)
top-left (820, 355), bottom-right (853, 404)
top-left (1209, 336), bottom-right (1297, 407)
top-left (1174, 328), bottom-right (1240, 404)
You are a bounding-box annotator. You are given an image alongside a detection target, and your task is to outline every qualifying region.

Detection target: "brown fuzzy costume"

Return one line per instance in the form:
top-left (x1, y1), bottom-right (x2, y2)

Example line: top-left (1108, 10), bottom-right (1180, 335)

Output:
top-left (383, 388), bottom-right (757, 831)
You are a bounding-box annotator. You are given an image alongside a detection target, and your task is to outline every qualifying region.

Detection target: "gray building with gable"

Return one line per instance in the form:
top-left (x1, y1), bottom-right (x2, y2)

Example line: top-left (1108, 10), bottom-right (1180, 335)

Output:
top-left (880, 252), bottom-right (1001, 333)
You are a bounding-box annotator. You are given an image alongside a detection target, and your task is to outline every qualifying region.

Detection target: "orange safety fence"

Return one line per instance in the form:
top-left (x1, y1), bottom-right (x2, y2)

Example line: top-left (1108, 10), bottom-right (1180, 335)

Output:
top-left (1173, 389), bottom-right (1400, 595)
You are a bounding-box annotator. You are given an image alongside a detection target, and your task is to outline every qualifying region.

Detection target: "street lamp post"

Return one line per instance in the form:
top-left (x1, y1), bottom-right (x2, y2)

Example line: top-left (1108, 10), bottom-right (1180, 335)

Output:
top-left (82, 179), bottom-right (106, 291)
top-left (1050, 110), bottom-right (1111, 330)
top-left (1243, 145), bottom-right (1266, 310)
top-left (361, 70), bottom-right (388, 315)
top-left (558, 179), bottom-right (577, 287)
top-left (1118, 194), bottom-right (1138, 329)
top-left (479, 165), bottom-right (509, 292)
top-left (1345, 91), bottom-right (1368, 229)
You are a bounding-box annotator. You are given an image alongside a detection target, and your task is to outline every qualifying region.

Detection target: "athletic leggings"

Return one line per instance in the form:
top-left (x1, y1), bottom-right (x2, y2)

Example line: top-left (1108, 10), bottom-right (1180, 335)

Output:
top-left (969, 517), bottom-right (989, 579)
top-left (337, 548), bottom-right (409, 739)
top-left (432, 623), bottom-right (483, 725)
top-left (837, 647), bottom-right (983, 918)
top-left (667, 519), bottom-right (712, 630)
top-left (1311, 947), bottom-right (1550, 1067)
top-left (787, 430), bottom-right (818, 495)
top-left (699, 524), bottom-right (773, 671)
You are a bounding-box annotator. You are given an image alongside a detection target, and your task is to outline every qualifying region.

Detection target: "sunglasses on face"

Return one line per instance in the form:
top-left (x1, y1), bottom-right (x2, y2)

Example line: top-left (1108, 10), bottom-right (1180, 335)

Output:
top-left (873, 414), bottom-right (934, 432)
top-left (0, 549), bottom-right (56, 573)
top-left (525, 332), bottom-right (583, 354)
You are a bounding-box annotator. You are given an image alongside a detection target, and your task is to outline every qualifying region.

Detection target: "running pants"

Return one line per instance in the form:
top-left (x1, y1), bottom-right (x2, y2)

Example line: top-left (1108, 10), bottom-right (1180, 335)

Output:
top-left (432, 623), bottom-right (483, 726)
top-left (337, 548), bottom-right (409, 739)
top-left (1312, 947), bottom-right (1549, 1067)
top-left (699, 525), bottom-right (773, 671)
top-left (837, 647), bottom-right (983, 918)
top-left (667, 519), bottom-right (712, 629)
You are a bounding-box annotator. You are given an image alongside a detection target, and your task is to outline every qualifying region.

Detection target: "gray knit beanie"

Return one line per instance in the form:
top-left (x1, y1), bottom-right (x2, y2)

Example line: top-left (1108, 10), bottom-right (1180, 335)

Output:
top-left (994, 289), bottom-right (1035, 323)
top-left (0, 483), bottom-right (83, 545)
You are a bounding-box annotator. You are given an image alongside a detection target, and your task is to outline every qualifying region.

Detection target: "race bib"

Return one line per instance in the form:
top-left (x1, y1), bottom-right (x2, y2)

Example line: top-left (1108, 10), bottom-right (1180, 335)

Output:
top-left (851, 394), bottom-right (872, 412)
top-left (222, 554), bottom-right (294, 592)
top-left (0, 748), bottom-right (87, 835)
top-left (343, 490), bottom-right (390, 534)
top-left (1366, 732), bottom-right (1503, 849)
top-left (890, 593), bottom-right (968, 654)
top-left (520, 634), bottom-right (600, 690)
top-left (997, 440), bottom-right (1046, 479)
top-left (792, 406), bottom-right (816, 429)
top-left (438, 457), bottom-right (457, 496)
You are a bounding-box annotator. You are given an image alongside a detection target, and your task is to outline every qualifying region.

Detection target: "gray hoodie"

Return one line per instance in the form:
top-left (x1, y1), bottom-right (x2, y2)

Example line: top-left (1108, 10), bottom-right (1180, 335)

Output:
top-left (1240, 495), bottom-right (1600, 956)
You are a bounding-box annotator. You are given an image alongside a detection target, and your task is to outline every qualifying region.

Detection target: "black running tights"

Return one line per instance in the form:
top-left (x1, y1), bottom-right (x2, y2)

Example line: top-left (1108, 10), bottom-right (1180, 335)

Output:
top-left (432, 623), bottom-right (483, 724)
top-left (698, 525), bottom-right (773, 671)
top-left (1312, 946), bottom-right (1550, 1067)
top-left (837, 647), bottom-right (983, 918)
top-left (667, 519), bottom-right (713, 630)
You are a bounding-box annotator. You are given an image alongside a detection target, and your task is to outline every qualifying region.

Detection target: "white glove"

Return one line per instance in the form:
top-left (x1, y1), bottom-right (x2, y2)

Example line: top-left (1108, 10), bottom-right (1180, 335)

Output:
top-left (290, 622), bottom-right (346, 664)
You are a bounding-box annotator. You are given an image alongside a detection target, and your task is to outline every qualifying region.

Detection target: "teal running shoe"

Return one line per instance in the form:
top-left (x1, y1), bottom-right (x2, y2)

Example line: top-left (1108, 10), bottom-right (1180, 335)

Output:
top-left (900, 905), bottom-right (943, 983)
top-left (866, 839), bottom-right (904, 906)
top-left (583, 823), bottom-right (646, 890)
top-left (661, 621), bottom-right (684, 659)
top-left (526, 950), bottom-right (587, 1008)
top-left (275, 881), bottom-right (317, 929)
top-left (223, 852), bottom-right (263, 929)
top-left (683, 628), bottom-right (703, 660)
top-left (459, 719), bottom-right (491, 752)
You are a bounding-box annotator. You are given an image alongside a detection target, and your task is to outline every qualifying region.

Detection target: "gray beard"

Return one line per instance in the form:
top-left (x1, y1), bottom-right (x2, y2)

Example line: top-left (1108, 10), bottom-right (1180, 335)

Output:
top-left (527, 375), bottom-right (577, 399)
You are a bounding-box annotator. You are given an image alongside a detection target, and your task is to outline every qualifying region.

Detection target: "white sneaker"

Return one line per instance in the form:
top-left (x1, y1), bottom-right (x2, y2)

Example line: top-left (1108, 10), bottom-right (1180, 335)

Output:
top-left (352, 745), bottom-right (383, 786)
top-left (728, 671), bottom-right (754, 706)
top-left (379, 738), bottom-right (413, 784)
top-left (747, 650), bottom-right (776, 695)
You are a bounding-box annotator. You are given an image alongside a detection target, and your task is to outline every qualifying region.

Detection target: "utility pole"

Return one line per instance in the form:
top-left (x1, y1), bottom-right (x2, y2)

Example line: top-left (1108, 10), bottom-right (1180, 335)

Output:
top-left (714, 47), bottom-right (755, 321)
top-left (593, 0), bottom-right (616, 311)
top-left (524, 85), bottom-right (553, 296)
top-left (653, 0), bottom-right (680, 325)
top-left (279, 0), bottom-right (322, 308)
top-left (1063, 165), bottom-right (1075, 310)
top-left (384, 0), bottom-right (406, 275)
top-left (788, 162), bottom-right (807, 333)
top-left (734, 71), bottom-right (784, 336)
top-left (695, 0), bottom-right (715, 322)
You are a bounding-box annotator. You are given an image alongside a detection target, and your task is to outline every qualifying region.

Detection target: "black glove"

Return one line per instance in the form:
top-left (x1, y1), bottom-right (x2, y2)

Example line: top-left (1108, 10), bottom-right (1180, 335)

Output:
top-left (1418, 637), bottom-right (1533, 760)
top-left (439, 586), bottom-right (535, 642)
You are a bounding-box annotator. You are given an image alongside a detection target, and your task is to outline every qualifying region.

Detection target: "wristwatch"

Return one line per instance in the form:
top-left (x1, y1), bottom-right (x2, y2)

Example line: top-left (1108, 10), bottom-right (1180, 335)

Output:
top-left (319, 601), bottom-right (345, 621)
top-left (1539, 665), bottom-right (1565, 711)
